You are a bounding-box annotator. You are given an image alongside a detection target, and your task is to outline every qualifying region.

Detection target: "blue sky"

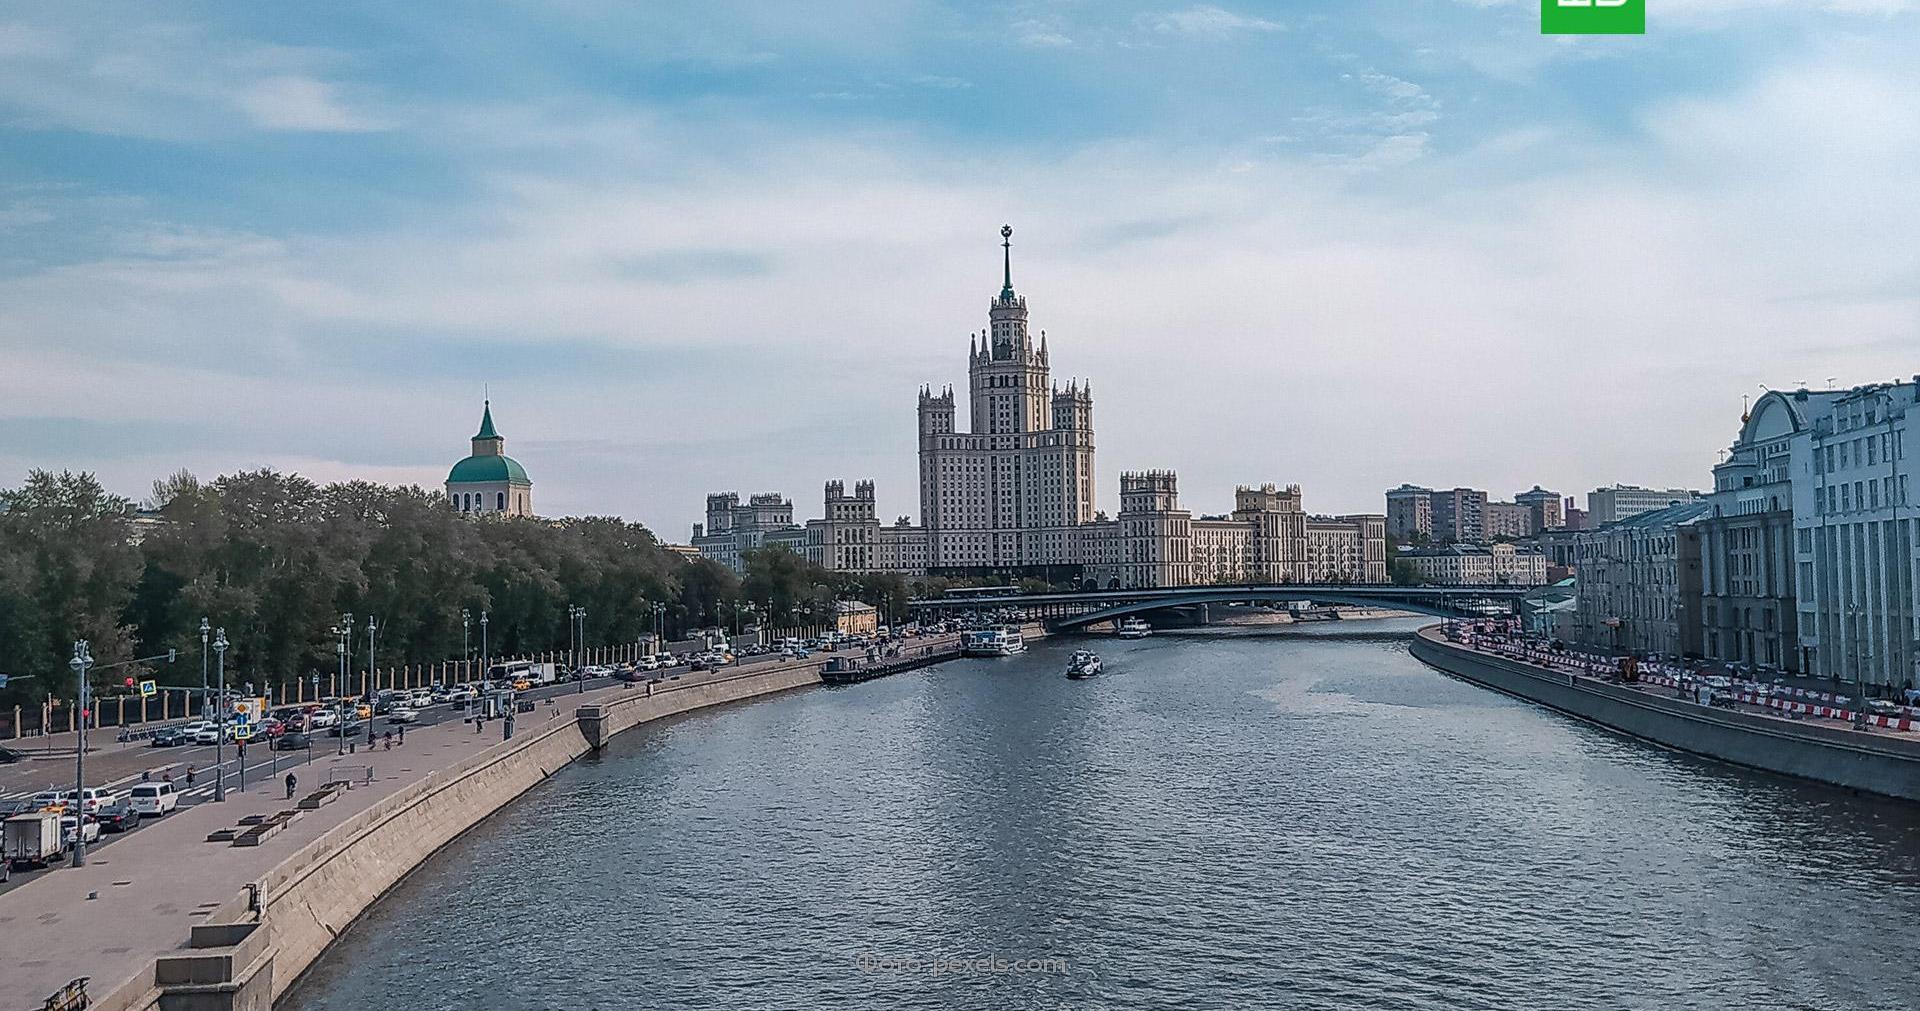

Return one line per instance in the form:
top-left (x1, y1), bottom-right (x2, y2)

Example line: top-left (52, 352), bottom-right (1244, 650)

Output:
top-left (3, 1), bottom-right (1918, 534)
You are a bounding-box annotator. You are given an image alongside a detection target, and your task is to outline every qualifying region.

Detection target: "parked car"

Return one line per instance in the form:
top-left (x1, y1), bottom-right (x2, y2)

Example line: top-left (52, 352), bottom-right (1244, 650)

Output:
top-left (128, 782), bottom-right (179, 816)
top-left (95, 800), bottom-right (141, 833)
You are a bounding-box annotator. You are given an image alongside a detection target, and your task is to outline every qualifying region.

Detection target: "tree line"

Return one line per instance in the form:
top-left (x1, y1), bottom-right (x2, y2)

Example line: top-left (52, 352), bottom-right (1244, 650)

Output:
top-left (0, 468), bottom-right (959, 711)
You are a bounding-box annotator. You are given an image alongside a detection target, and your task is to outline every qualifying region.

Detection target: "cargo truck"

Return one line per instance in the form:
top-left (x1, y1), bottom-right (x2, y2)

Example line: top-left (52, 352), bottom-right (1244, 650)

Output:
top-left (5, 810), bottom-right (65, 869)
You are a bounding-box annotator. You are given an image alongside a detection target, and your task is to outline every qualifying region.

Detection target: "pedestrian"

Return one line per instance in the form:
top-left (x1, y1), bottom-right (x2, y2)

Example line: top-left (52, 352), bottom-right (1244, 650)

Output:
top-left (141, 768), bottom-right (151, 782)
top-left (383, 730), bottom-right (393, 751)
top-left (163, 770), bottom-right (173, 784)
top-left (285, 772), bottom-right (297, 800)
top-left (185, 765), bottom-right (196, 789)
top-left (397, 724), bottom-right (405, 746)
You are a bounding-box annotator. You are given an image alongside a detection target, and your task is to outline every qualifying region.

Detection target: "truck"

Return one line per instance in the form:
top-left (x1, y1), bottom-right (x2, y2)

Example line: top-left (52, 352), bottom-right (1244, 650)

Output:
top-left (487, 660), bottom-right (557, 688)
top-left (5, 810), bottom-right (66, 869)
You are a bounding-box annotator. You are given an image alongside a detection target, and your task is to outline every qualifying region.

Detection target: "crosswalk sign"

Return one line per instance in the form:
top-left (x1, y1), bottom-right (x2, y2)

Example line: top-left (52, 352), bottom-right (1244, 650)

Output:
top-left (232, 723), bottom-right (254, 740)
top-left (139, 679), bottom-right (157, 698)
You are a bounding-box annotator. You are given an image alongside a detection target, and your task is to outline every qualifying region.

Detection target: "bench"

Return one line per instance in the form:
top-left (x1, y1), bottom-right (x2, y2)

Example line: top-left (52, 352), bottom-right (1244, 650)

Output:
top-left (325, 765), bottom-right (375, 788)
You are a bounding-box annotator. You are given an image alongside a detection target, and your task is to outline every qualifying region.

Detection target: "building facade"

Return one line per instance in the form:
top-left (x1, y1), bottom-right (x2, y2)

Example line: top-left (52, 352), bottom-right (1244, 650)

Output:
top-left (1385, 484), bottom-right (1433, 541)
top-left (1700, 392), bottom-right (1812, 673)
top-left (1789, 381), bottom-right (1919, 690)
top-left (690, 492), bottom-right (808, 573)
top-left (446, 401), bottom-right (534, 517)
top-left (1429, 487), bottom-right (1488, 543)
top-left (1516, 486), bottom-right (1564, 532)
top-left (1567, 501), bottom-right (1709, 657)
top-left (1398, 543), bottom-right (1548, 587)
top-left (1079, 473), bottom-right (1386, 589)
top-left (804, 480), bottom-right (930, 576)
top-left (1587, 484), bottom-right (1700, 526)
top-left (919, 227), bottom-right (1096, 574)
top-left (1483, 500), bottom-right (1532, 540)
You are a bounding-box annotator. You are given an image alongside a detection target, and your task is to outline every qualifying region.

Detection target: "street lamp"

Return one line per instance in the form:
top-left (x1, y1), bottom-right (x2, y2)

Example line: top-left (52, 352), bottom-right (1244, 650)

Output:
top-left (212, 628), bottom-right (229, 801)
top-left (69, 640), bottom-right (93, 867)
top-left (461, 608), bottom-right (471, 682)
top-left (366, 615), bottom-right (379, 745)
top-left (199, 617), bottom-right (210, 720)
top-left (331, 614), bottom-right (352, 755)
top-left (480, 609), bottom-right (490, 681)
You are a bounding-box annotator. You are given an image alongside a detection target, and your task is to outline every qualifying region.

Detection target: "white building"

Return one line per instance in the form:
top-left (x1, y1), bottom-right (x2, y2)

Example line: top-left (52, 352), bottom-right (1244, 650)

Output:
top-left (1789, 380), bottom-right (1919, 691)
top-left (1397, 542), bottom-right (1548, 587)
top-left (1587, 484), bottom-right (1700, 525)
top-left (805, 480), bottom-right (929, 577)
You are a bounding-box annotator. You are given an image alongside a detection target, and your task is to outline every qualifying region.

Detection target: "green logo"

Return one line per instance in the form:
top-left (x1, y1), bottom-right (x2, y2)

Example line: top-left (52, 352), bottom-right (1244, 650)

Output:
top-left (1542, 0), bottom-right (1645, 34)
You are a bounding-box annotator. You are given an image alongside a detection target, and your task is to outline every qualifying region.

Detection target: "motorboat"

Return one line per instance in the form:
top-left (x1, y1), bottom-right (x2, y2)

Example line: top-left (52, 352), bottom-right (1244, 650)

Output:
top-left (1066, 650), bottom-right (1102, 679)
top-left (1116, 617), bottom-right (1152, 640)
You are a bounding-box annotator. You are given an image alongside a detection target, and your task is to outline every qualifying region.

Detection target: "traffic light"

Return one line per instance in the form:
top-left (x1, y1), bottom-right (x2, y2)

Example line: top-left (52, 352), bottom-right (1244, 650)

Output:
top-left (124, 677), bottom-right (136, 688)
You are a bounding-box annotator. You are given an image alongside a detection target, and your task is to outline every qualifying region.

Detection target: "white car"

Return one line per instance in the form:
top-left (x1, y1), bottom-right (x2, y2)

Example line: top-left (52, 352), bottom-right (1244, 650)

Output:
top-left (307, 709), bottom-right (340, 729)
top-left (128, 782), bottom-right (180, 816)
top-left (387, 706), bottom-right (420, 724)
top-left (60, 815), bottom-right (102, 845)
top-left (446, 686), bottom-right (477, 703)
top-left (62, 787), bottom-right (120, 813)
top-left (408, 690), bottom-right (435, 708)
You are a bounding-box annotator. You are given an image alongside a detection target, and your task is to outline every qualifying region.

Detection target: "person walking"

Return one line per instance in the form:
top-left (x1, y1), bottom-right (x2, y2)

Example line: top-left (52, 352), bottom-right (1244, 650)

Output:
top-left (185, 765), bottom-right (196, 789)
top-left (285, 772), bottom-right (297, 800)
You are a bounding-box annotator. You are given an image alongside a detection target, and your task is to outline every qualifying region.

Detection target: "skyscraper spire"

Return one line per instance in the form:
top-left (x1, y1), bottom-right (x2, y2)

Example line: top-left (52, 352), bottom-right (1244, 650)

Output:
top-left (1000, 224), bottom-right (1014, 300)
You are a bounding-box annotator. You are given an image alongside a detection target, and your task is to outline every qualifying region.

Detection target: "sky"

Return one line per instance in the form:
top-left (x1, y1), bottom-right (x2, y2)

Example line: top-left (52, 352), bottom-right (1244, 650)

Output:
top-left (3, 1), bottom-right (1919, 537)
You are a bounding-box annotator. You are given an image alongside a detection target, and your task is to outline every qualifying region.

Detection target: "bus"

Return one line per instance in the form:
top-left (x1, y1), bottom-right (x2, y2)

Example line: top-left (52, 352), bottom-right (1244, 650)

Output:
top-left (942, 586), bottom-right (1023, 599)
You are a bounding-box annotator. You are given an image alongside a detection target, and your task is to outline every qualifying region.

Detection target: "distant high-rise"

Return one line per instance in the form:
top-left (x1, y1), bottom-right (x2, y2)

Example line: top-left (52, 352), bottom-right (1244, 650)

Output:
top-left (1429, 487), bottom-right (1488, 543)
top-left (1385, 484), bottom-right (1433, 540)
top-left (1515, 486), bottom-right (1564, 532)
top-left (1587, 484), bottom-right (1700, 526)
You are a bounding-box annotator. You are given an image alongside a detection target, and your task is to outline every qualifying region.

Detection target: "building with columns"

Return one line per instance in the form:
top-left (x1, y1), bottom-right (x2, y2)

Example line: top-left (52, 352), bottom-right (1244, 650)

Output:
top-left (446, 401), bottom-right (533, 517)
top-left (919, 226), bottom-right (1096, 575)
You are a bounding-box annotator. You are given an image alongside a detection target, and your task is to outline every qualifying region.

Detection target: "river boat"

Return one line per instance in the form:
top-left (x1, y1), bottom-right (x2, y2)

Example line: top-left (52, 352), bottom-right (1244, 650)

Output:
top-left (1287, 602), bottom-right (1341, 623)
top-left (963, 626), bottom-right (1027, 657)
top-left (1066, 650), bottom-right (1102, 679)
top-left (1116, 617), bottom-right (1152, 640)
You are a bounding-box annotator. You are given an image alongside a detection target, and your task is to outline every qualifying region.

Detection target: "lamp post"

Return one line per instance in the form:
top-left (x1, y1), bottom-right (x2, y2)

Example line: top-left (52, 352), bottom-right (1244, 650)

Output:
top-left (461, 608), bottom-right (471, 683)
top-left (366, 615), bottom-right (379, 745)
top-left (199, 617), bottom-right (210, 720)
top-left (331, 614), bottom-right (352, 755)
top-left (212, 628), bottom-right (228, 801)
top-left (480, 610), bottom-right (490, 681)
top-left (69, 640), bottom-right (93, 867)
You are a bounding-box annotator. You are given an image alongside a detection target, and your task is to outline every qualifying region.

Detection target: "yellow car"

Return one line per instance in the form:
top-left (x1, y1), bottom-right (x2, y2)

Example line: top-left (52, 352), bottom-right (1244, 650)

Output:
top-left (512, 677), bottom-right (532, 690)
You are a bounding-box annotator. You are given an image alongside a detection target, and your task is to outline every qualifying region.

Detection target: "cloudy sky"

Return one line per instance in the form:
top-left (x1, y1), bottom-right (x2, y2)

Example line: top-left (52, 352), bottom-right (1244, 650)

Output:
top-left (3, 2), bottom-right (1918, 536)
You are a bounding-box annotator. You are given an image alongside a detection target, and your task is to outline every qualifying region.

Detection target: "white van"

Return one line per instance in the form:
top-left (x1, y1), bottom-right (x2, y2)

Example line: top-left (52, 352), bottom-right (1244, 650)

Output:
top-left (128, 782), bottom-right (179, 816)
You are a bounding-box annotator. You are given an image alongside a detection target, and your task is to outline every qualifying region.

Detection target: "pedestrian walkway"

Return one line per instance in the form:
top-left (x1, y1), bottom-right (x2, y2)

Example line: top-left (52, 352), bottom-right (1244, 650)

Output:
top-left (0, 679), bottom-right (633, 1010)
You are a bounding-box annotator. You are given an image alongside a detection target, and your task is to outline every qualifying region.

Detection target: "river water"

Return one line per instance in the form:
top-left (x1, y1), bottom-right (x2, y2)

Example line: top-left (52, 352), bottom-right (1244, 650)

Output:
top-left (284, 620), bottom-right (1920, 1010)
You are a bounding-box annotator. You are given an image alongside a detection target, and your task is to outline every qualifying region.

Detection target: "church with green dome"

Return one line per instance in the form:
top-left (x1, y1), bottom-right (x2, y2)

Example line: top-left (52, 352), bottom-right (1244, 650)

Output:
top-left (446, 401), bottom-right (533, 517)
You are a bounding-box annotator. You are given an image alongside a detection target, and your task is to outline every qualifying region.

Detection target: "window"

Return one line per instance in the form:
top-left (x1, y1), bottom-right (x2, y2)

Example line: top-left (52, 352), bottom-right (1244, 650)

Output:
top-left (497, 491), bottom-right (507, 511)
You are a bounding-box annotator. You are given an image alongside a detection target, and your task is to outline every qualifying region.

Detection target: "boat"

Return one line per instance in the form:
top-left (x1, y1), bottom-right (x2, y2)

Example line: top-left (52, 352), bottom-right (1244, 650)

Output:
top-left (962, 626), bottom-right (1027, 657)
top-left (1115, 617), bottom-right (1152, 639)
top-left (1066, 650), bottom-right (1102, 679)
top-left (1287, 601), bottom-right (1341, 623)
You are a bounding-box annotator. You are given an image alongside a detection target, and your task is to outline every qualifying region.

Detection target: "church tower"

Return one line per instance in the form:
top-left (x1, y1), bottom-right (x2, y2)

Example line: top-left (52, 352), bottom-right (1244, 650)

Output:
top-left (446, 400), bottom-right (534, 517)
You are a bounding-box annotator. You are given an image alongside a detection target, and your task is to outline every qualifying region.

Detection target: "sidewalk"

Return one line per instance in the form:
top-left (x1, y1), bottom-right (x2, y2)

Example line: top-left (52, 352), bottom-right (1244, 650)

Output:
top-left (0, 684), bottom-right (615, 1010)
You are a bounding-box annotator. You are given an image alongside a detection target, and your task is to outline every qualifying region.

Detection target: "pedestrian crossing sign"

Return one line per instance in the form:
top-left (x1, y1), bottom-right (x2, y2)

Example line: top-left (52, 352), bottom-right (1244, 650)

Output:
top-left (232, 723), bottom-right (254, 740)
top-left (139, 679), bottom-right (157, 698)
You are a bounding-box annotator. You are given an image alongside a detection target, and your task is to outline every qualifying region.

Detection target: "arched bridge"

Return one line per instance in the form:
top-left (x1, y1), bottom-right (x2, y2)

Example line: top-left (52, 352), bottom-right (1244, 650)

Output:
top-left (910, 584), bottom-right (1528, 631)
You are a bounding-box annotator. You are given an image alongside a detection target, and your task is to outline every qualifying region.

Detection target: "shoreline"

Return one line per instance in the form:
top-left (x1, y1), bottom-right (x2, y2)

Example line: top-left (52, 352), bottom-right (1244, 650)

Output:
top-left (1409, 626), bottom-right (1920, 804)
top-left (7, 631), bottom-right (1002, 1011)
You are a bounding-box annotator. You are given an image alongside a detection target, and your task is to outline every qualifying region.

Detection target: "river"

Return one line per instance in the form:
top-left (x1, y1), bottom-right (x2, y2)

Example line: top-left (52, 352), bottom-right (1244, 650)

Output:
top-left (283, 619), bottom-right (1920, 1009)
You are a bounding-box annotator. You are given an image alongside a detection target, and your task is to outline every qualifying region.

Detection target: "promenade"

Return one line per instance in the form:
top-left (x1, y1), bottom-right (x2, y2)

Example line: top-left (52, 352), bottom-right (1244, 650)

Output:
top-left (0, 631), bottom-right (969, 1011)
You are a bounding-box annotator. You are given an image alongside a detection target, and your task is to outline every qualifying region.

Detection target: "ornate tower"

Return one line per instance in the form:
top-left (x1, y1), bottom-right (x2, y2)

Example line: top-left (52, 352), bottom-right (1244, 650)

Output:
top-left (969, 226), bottom-right (1052, 435)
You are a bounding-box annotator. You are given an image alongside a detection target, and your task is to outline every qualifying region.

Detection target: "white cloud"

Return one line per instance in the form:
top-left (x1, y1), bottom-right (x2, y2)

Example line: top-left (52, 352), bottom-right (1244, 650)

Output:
top-left (234, 75), bottom-right (387, 132)
top-left (1143, 5), bottom-right (1285, 37)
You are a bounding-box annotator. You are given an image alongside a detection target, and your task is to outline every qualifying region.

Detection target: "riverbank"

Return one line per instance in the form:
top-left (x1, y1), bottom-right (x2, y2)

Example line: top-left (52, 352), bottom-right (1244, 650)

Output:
top-left (0, 632), bottom-right (995, 1011)
top-left (1409, 625), bottom-right (1920, 803)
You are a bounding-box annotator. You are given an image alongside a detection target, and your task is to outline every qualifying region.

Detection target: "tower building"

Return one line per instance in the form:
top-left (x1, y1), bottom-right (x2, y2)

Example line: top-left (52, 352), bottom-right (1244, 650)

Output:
top-left (446, 401), bottom-right (533, 517)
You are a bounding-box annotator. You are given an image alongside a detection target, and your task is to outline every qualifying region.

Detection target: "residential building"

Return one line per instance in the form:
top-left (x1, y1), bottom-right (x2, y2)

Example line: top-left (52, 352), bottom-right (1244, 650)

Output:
top-left (1429, 487), bottom-right (1488, 543)
top-left (691, 492), bottom-right (808, 573)
top-left (1397, 542), bottom-right (1548, 587)
top-left (1587, 484), bottom-right (1700, 526)
top-left (918, 226), bottom-right (1096, 575)
top-left (1562, 498), bottom-right (1590, 531)
top-left (1385, 484), bottom-right (1433, 540)
top-left (1567, 501), bottom-right (1710, 657)
top-left (446, 401), bottom-right (534, 517)
top-left (1516, 486), bottom-right (1564, 532)
top-left (1079, 473), bottom-right (1386, 589)
top-left (1484, 500), bottom-right (1532, 540)
top-left (805, 480), bottom-right (930, 576)
top-left (1789, 381), bottom-right (1919, 690)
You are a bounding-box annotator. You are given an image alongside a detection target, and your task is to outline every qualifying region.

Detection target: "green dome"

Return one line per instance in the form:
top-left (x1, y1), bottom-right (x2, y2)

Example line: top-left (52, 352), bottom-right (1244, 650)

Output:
top-left (447, 454), bottom-right (531, 485)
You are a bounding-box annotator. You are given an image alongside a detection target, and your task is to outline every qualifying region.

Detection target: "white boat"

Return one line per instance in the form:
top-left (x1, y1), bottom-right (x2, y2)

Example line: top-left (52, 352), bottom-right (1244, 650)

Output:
top-left (1066, 650), bottom-right (1102, 679)
top-left (1116, 617), bottom-right (1152, 639)
top-left (963, 626), bottom-right (1027, 657)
